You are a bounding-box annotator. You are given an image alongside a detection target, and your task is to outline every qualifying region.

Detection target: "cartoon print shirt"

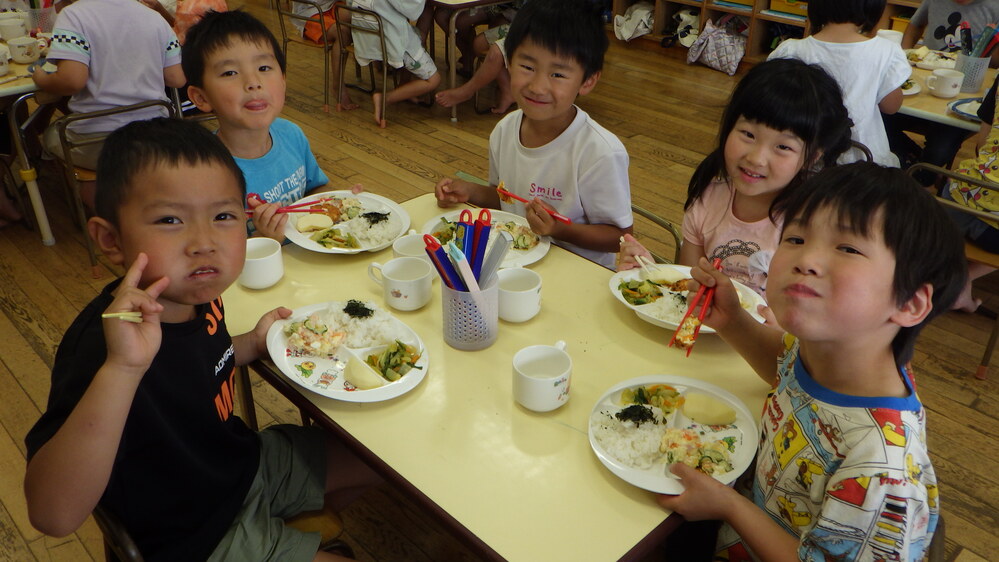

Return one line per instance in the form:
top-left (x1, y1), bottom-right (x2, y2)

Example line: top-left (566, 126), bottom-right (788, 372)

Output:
top-left (489, 107), bottom-right (632, 269)
top-left (951, 83), bottom-right (999, 225)
top-left (682, 178), bottom-right (779, 297)
top-left (716, 335), bottom-right (939, 561)
top-left (910, 0), bottom-right (999, 52)
top-left (25, 279), bottom-right (260, 562)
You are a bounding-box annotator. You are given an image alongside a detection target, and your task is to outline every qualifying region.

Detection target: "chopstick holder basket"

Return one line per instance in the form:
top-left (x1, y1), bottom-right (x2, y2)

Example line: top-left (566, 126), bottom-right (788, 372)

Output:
top-left (442, 274), bottom-right (498, 350)
top-left (956, 53), bottom-right (989, 93)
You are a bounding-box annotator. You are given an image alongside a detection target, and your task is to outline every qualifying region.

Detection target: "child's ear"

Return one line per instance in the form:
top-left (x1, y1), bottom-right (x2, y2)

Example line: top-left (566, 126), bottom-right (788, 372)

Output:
top-left (891, 283), bottom-right (933, 328)
top-left (578, 70), bottom-right (601, 96)
top-left (187, 85), bottom-right (214, 113)
top-left (87, 217), bottom-right (126, 266)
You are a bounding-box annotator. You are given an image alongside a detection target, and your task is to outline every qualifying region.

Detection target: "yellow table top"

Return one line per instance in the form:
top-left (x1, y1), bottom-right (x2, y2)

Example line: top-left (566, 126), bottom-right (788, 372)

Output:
top-left (222, 193), bottom-right (771, 561)
top-left (900, 66), bottom-right (997, 132)
top-left (0, 61), bottom-right (38, 98)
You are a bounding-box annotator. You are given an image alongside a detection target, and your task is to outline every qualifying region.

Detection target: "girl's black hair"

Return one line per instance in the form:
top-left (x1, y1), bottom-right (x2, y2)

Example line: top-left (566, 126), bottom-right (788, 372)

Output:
top-left (808, 0), bottom-right (886, 34)
top-left (685, 58), bottom-right (853, 211)
top-left (770, 162), bottom-right (966, 365)
top-left (503, 0), bottom-right (608, 79)
top-left (96, 118), bottom-right (246, 226)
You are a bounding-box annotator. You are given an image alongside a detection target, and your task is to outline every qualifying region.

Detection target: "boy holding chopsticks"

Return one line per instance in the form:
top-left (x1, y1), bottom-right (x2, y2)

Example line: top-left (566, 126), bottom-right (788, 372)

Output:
top-left (23, 118), bottom-right (375, 561)
top-left (659, 163), bottom-right (965, 559)
top-left (433, 0), bottom-right (633, 269)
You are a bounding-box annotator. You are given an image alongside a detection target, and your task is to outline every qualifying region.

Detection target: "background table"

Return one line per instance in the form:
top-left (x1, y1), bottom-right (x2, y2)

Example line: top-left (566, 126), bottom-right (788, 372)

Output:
top-left (223, 193), bottom-right (771, 561)
top-left (900, 66), bottom-right (998, 132)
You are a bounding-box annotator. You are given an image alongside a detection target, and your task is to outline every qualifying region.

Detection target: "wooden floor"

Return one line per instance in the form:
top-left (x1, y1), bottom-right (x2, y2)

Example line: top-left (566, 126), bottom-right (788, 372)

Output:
top-left (1, 1), bottom-right (997, 560)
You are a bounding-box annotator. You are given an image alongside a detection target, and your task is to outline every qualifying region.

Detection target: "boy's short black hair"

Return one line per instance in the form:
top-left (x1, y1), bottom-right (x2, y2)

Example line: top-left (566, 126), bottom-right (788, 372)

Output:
top-left (96, 118), bottom-right (246, 225)
top-left (503, 0), bottom-right (608, 79)
top-left (771, 162), bottom-right (966, 365)
top-left (808, 0), bottom-right (886, 34)
top-left (182, 10), bottom-right (286, 88)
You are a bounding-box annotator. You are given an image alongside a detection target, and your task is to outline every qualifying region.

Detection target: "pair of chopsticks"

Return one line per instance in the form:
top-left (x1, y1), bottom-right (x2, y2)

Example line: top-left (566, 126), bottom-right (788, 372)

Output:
top-left (102, 311), bottom-right (143, 324)
top-left (245, 196), bottom-right (335, 216)
top-left (0, 74), bottom-right (30, 86)
top-left (635, 254), bottom-right (659, 279)
top-left (495, 184), bottom-right (572, 224)
top-left (668, 258), bottom-right (722, 356)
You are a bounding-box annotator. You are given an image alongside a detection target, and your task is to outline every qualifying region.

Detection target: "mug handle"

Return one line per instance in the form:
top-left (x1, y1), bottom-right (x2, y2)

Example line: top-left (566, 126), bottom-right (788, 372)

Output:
top-left (554, 340), bottom-right (566, 351)
top-left (926, 75), bottom-right (938, 90)
top-left (367, 262), bottom-right (384, 286)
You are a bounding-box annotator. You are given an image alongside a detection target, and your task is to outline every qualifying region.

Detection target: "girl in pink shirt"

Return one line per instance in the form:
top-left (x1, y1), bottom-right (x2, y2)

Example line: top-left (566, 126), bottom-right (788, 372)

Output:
top-left (620, 59), bottom-right (852, 297)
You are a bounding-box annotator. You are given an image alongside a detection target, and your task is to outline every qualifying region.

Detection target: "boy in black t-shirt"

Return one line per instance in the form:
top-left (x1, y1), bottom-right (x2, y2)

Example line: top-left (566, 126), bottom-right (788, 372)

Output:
top-left (23, 118), bottom-right (373, 561)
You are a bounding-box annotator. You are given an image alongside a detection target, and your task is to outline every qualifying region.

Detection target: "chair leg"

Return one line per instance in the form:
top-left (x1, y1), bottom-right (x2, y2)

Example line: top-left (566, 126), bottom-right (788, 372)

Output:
top-left (378, 63), bottom-right (387, 128)
top-left (61, 166), bottom-right (102, 278)
top-left (322, 46), bottom-right (331, 113)
top-left (977, 315), bottom-right (997, 380)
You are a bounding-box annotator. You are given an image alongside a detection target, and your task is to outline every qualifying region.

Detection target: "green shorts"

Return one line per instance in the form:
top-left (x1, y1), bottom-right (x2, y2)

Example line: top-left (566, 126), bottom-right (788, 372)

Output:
top-left (207, 425), bottom-right (327, 562)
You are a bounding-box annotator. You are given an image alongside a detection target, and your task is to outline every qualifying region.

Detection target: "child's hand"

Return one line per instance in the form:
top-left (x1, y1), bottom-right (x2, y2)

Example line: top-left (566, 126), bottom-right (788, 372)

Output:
top-left (524, 198), bottom-right (559, 236)
top-left (616, 233), bottom-right (653, 271)
top-left (435, 177), bottom-right (471, 207)
top-left (253, 307), bottom-right (292, 358)
top-left (656, 463), bottom-right (738, 521)
top-left (103, 253), bottom-right (169, 377)
top-left (248, 198), bottom-right (288, 242)
top-left (689, 257), bottom-right (743, 331)
top-left (349, 183), bottom-right (364, 194)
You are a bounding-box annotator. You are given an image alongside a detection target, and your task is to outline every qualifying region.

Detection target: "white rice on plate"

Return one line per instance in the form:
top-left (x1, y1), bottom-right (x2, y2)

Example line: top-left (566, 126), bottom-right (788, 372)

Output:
top-left (589, 406), bottom-right (669, 470)
top-left (638, 292), bottom-right (688, 324)
top-left (326, 302), bottom-right (405, 348)
top-left (339, 215), bottom-right (397, 248)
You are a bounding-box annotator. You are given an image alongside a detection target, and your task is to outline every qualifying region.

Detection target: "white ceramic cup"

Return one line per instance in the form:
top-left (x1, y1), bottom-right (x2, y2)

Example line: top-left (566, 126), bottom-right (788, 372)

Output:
top-left (512, 341), bottom-right (571, 412)
top-left (876, 29), bottom-right (903, 44)
top-left (368, 256), bottom-right (433, 311)
top-left (0, 18), bottom-right (25, 41)
top-left (497, 267), bottom-right (541, 322)
top-left (0, 45), bottom-right (9, 77)
top-left (926, 69), bottom-right (964, 99)
top-left (238, 238), bottom-right (283, 289)
top-left (392, 230), bottom-right (432, 266)
top-left (8, 35), bottom-right (39, 64)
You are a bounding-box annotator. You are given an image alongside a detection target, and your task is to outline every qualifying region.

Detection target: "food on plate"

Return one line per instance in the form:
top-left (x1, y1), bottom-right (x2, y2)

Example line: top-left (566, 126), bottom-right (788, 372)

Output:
top-left (621, 384), bottom-right (684, 415)
top-left (908, 48), bottom-right (956, 68)
top-left (343, 299), bottom-right (375, 318)
top-left (344, 356), bottom-right (388, 390)
top-left (494, 221), bottom-right (540, 250)
top-left (906, 46), bottom-right (930, 63)
top-left (284, 313), bottom-right (346, 356)
top-left (901, 79), bottom-right (915, 91)
top-left (296, 214), bottom-right (334, 233)
top-left (328, 301), bottom-right (404, 348)
top-left (682, 392), bottom-right (737, 425)
top-left (590, 405), bottom-right (670, 469)
top-left (660, 428), bottom-right (735, 476)
top-left (311, 196), bottom-right (362, 222)
top-left (618, 279), bottom-right (664, 305)
top-left (310, 227), bottom-right (360, 249)
top-left (615, 404), bottom-right (660, 426)
top-left (366, 340), bottom-right (423, 382)
top-left (672, 316), bottom-right (700, 349)
top-left (431, 217), bottom-right (458, 245)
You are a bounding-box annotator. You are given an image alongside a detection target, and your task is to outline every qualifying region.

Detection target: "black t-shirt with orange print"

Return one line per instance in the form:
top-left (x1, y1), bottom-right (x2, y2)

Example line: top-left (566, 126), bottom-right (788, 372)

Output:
top-left (26, 279), bottom-right (259, 561)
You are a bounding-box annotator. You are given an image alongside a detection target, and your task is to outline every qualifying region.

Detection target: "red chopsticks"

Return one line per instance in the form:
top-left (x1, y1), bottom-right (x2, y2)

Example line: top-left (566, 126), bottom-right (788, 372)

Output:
top-left (244, 194), bottom-right (336, 216)
top-left (496, 185), bottom-right (572, 224)
top-left (668, 258), bottom-right (722, 356)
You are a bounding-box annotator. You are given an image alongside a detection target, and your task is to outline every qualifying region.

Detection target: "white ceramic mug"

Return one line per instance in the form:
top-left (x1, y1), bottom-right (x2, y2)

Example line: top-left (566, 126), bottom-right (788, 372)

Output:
top-left (368, 257), bottom-right (433, 311)
top-left (497, 267), bottom-right (541, 322)
top-left (0, 18), bottom-right (25, 41)
top-left (926, 69), bottom-right (964, 99)
top-left (238, 238), bottom-right (283, 289)
top-left (512, 341), bottom-right (571, 412)
top-left (392, 230), bottom-right (432, 266)
top-left (8, 35), bottom-right (39, 64)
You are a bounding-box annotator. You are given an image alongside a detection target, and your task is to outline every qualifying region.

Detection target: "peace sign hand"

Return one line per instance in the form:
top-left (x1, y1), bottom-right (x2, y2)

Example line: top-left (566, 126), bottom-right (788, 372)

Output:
top-left (102, 253), bottom-right (171, 378)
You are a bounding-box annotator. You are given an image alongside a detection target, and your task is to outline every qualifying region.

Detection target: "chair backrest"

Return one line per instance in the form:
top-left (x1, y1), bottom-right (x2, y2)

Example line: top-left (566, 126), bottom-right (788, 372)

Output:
top-left (55, 99), bottom-right (179, 173)
top-left (93, 505), bottom-right (143, 562)
top-left (332, 0), bottom-right (388, 62)
top-left (850, 140), bottom-right (874, 163)
top-left (631, 203), bottom-right (682, 264)
top-left (275, 0), bottom-right (333, 51)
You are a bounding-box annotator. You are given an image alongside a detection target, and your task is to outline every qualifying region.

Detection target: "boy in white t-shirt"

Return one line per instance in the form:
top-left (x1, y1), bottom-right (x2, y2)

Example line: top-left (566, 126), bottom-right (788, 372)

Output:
top-left (434, 0), bottom-right (632, 268)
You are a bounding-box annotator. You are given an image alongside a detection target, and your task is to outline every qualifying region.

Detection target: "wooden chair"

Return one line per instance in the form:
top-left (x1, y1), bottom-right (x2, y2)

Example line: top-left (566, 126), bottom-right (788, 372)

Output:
top-left (274, 0), bottom-right (337, 113)
top-left (53, 99), bottom-right (178, 278)
top-left (332, 0), bottom-right (396, 127)
top-left (908, 162), bottom-right (999, 379)
top-left (631, 203), bottom-right (682, 264)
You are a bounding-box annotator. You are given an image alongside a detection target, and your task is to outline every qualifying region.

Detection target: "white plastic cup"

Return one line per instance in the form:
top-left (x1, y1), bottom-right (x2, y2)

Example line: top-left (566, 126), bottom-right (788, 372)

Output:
top-left (239, 238), bottom-right (283, 289)
top-left (441, 274), bottom-right (498, 350)
top-left (497, 267), bottom-right (541, 323)
top-left (926, 68), bottom-right (964, 99)
top-left (392, 230), bottom-right (433, 266)
top-left (0, 18), bottom-right (25, 41)
top-left (512, 341), bottom-right (571, 412)
top-left (368, 257), bottom-right (433, 311)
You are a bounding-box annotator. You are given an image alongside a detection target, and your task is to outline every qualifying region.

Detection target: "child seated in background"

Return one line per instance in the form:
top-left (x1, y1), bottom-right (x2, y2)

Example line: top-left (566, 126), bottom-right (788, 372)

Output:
top-left (891, 0), bottom-right (999, 184)
top-left (427, 1), bottom-right (517, 77)
top-left (768, 0), bottom-right (908, 167)
top-left (659, 162), bottom-right (964, 560)
top-left (619, 59), bottom-right (853, 298)
top-left (346, 0), bottom-right (441, 127)
top-left (183, 10), bottom-right (331, 241)
top-left (290, 0), bottom-right (359, 110)
top-left (33, 0), bottom-right (185, 208)
top-left (23, 118), bottom-right (375, 561)
top-left (435, 24), bottom-right (515, 114)
top-left (140, 0), bottom-right (228, 44)
top-left (434, 0), bottom-right (632, 269)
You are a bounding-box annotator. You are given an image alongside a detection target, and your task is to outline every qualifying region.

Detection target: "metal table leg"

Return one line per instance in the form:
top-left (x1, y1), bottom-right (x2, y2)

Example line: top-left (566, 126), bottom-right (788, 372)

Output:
top-left (9, 93), bottom-right (53, 246)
